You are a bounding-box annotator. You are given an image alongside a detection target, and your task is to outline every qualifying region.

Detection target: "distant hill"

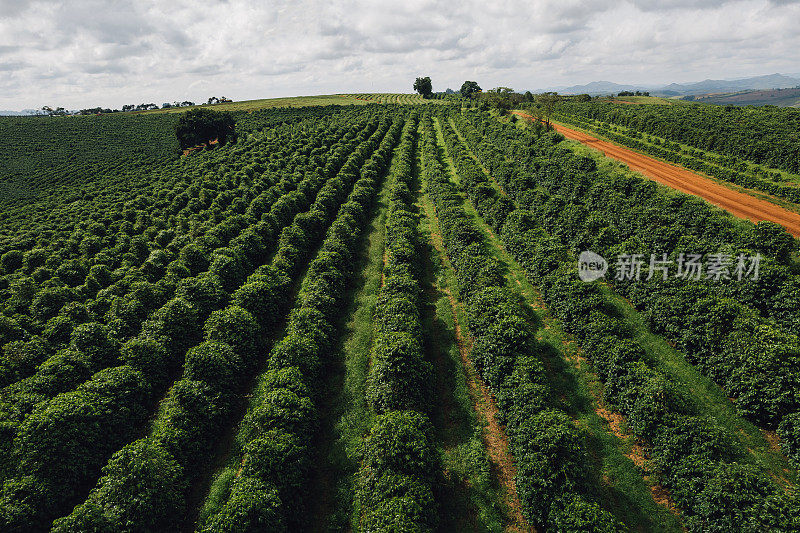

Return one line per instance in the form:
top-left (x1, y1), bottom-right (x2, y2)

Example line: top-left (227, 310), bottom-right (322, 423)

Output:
top-left (540, 81), bottom-right (650, 95)
top-left (545, 73), bottom-right (800, 97)
top-left (0, 110), bottom-right (38, 116)
top-left (660, 73), bottom-right (800, 96)
top-left (0, 109), bottom-right (42, 116)
top-left (684, 87), bottom-right (800, 107)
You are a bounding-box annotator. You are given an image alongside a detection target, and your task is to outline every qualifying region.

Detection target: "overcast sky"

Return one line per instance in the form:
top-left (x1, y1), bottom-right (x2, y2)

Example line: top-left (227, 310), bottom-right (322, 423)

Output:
top-left (1, 0), bottom-right (799, 110)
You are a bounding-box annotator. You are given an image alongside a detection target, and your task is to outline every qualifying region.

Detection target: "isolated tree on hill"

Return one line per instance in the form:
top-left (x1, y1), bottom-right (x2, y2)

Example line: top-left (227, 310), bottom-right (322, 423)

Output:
top-left (413, 77), bottom-right (433, 98)
top-left (460, 80), bottom-right (481, 99)
top-left (175, 108), bottom-right (236, 150)
top-left (538, 92), bottom-right (560, 127)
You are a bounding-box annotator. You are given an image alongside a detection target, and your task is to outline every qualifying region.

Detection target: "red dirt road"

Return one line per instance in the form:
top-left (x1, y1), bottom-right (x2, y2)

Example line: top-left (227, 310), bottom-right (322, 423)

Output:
top-left (512, 111), bottom-right (800, 238)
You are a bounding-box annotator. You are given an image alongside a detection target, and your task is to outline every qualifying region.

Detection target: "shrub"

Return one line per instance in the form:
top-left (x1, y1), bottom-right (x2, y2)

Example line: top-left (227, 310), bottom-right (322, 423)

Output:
top-left (685, 463), bottom-right (776, 532)
top-left (471, 315), bottom-right (536, 389)
top-left (31, 287), bottom-right (72, 321)
top-left (778, 412), bottom-right (800, 467)
top-left (141, 249), bottom-right (170, 281)
top-left (362, 410), bottom-right (437, 481)
top-left (0, 337), bottom-right (50, 384)
top-left (204, 306), bottom-right (258, 359)
top-left (55, 259), bottom-right (87, 286)
top-left (204, 476), bottom-right (286, 533)
top-left (141, 298), bottom-right (201, 356)
top-left (52, 440), bottom-right (184, 533)
top-left (209, 253), bottom-right (246, 294)
top-left (748, 221), bottom-right (795, 264)
top-left (120, 336), bottom-right (171, 387)
top-left (241, 428), bottom-right (306, 503)
top-left (0, 316), bottom-right (25, 346)
top-left (22, 249), bottom-right (47, 273)
top-left (358, 472), bottom-right (437, 533)
top-left (16, 368), bottom-right (148, 496)
top-left (33, 348), bottom-right (95, 392)
top-left (69, 322), bottom-right (117, 367)
top-left (152, 380), bottom-right (223, 467)
top-left (183, 341), bottom-right (243, 391)
top-left (59, 301), bottom-right (90, 323)
top-left (547, 494), bottom-right (622, 532)
top-left (238, 388), bottom-right (314, 445)
top-left (179, 243), bottom-right (209, 275)
top-left (514, 410), bottom-right (589, 524)
top-left (366, 332), bottom-right (430, 413)
top-left (0, 250), bottom-right (23, 274)
top-left (176, 274), bottom-right (226, 319)
top-left (231, 268), bottom-right (291, 328)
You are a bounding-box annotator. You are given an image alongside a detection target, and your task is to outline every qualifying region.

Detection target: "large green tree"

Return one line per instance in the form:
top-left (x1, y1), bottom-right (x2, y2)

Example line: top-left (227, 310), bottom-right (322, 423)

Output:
top-left (538, 92), bottom-right (560, 126)
top-left (413, 76), bottom-right (432, 98)
top-left (174, 108), bottom-right (236, 150)
top-left (460, 80), bottom-right (481, 99)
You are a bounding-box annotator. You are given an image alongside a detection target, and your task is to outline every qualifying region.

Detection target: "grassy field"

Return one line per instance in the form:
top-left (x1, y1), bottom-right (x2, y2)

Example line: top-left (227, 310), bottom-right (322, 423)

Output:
top-left (145, 94), bottom-right (368, 113)
top-left (145, 93), bottom-right (438, 114)
top-left (343, 93), bottom-right (448, 104)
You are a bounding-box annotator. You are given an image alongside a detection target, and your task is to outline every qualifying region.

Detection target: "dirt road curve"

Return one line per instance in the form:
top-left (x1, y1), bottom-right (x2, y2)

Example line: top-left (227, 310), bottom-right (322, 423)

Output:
top-left (512, 111), bottom-right (800, 238)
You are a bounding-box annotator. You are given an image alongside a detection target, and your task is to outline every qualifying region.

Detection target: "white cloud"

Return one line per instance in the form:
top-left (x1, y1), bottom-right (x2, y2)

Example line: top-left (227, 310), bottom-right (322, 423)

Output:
top-left (0, 0), bottom-right (798, 109)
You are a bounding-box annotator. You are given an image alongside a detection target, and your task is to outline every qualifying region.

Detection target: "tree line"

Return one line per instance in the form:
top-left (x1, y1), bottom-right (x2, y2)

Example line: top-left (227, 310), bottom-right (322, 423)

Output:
top-left (34, 97), bottom-right (236, 117)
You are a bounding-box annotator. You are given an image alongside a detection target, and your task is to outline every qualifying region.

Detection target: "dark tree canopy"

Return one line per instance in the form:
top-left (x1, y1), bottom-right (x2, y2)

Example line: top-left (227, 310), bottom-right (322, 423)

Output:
top-left (413, 77), bottom-right (433, 98)
top-left (175, 108), bottom-right (236, 150)
top-left (460, 80), bottom-right (482, 99)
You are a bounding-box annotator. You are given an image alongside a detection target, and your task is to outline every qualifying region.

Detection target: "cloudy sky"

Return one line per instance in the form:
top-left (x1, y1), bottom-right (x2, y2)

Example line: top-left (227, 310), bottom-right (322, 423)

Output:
top-left (1, 0), bottom-right (798, 110)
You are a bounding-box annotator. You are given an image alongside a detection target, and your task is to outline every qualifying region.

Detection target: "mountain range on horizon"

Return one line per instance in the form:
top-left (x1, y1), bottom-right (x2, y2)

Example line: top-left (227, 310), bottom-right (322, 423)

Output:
top-left (540, 73), bottom-right (800, 96)
top-left (0, 109), bottom-right (51, 116)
